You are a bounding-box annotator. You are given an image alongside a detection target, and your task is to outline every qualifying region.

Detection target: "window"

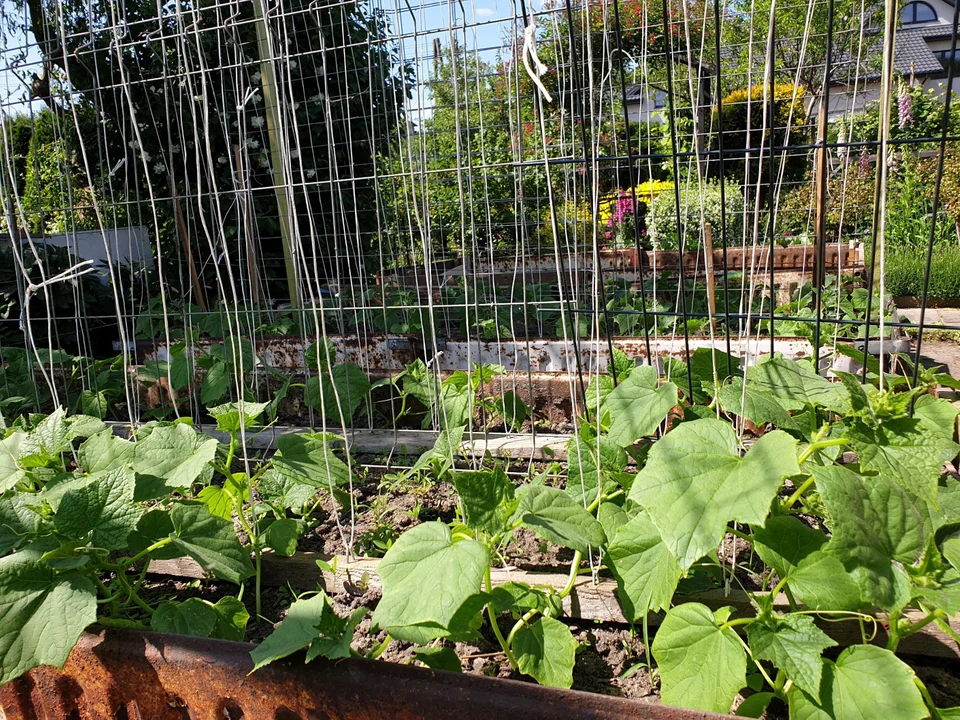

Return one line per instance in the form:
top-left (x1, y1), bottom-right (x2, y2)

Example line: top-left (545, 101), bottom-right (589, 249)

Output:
top-left (652, 90), bottom-right (667, 109)
top-left (901, 1), bottom-right (938, 25)
top-left (935, 49), bottom-right (960, 72)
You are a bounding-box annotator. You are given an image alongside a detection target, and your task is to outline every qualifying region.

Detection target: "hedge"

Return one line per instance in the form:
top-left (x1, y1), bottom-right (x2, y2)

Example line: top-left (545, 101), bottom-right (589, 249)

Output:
top-left (886, 245), bottom-right (960, 302)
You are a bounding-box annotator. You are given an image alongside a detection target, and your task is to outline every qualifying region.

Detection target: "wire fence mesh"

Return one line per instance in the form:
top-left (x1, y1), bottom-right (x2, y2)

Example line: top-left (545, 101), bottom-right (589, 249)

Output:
top-left (0, 0), bottom-right (957, 435)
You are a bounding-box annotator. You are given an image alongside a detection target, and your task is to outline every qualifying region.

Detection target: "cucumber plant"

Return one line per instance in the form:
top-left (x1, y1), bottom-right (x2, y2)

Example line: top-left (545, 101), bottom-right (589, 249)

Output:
top-left (0, 402), bottom-right (356, 686)
top-left (252, 347), bottom-right (960, 720)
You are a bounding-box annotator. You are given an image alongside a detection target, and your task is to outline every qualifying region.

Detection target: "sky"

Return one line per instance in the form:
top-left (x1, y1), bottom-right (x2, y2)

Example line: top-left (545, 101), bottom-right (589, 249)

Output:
top-left (0, 0), bottom-right (540, 118)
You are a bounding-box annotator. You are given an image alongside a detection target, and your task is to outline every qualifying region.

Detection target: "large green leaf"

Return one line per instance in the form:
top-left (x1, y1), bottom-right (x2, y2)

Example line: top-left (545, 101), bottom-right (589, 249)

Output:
top-left (0, 431), bottom-right (25, 492)
top-left (372, 522), bottom-right (489, 644)
top-left (752, 516), bottom-right (827, 577)
top-left (304, 604), bottom-right (366, 662)
top-left (18, 408), bottom-right (70, 467)
top-left (814, 465), bottom-right (927, 610)
top-left (718, 377), bottom-right (798, 430)
top-left (847, 418), bottom-right (957, 504)
top-left (513, 615), bottom-right (577, 688)
top-left (407, 425), bottom-right (465, 477)
top-left (630, 419), bottom-right (799, 571)
top-left (914, 394), bottom-right (960, 444)
top-left (53, 468), bottom-right (142, 551)
top-left (604, 366), bottom-right (678, 447)
top-left (200, 360), bottom-right (231, 404)
top-left (306, 363), bottom-right (371, 423)
top-left (746, 613), bottom-right (836, 700)
top-left (0, 493), bottom-right (45, 554)
top-left (132, 423), bottom-right (218, 490)
top-left (652, 603), bottom-right (746, 714)
top-left (151, 597), bottom-right (218, 637)
top-left (413, 647), bottom-right (462, 673)
top-left (451, 467), bottom-right (516, 536)
top-left (785, 551), bottom-right (863, 611)
top-left (746, 355), bottom-right (846, 412)
top-left (752, 516), bottom-right (860, 610)
top-left (207, 401), bottom-right (269, 433)
top-left (251, 592), bottom-right (326, 670)
top-left (258, 469), bottom-right (318, 510)
top-left (511, 484), bottom-right (606, 554)
top-left (168, 502), bottom-right (254, 584)
top-left (251, 591), bottom-right (363, 670)
top-left (0, 545), bottom-right (97, 685)
top-left (78, 430), bottom-right (135, 474)
top-left (210, 596), bottom-right (250, 641)
top-left (606, 511), bottom-right (681, 619)
top-left (787, 645), bottom-right (927, 720)
top-left (264, 518), bottom-right (300, 557)
top-left (272, 433), bottom-right (351, 489)
top-left (565, 433), bottom-right (626, 506)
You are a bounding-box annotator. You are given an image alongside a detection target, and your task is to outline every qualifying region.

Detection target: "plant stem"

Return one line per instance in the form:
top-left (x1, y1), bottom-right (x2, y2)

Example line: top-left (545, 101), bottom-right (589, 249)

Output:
top-left (559, 550), bottom-right (583, 600)
top-left (122, 537), bottom-right (174, 571)
top-left (886, 609), bottom-right (902, 652)
top-left (718, 617), bottom-right (754, 632)
top-left (92, 573), bottom-right (119, 616)
top-left (485, 565), bottom-right (518, 669)
top-left (506, 608), bottom-right (540, 648)
top-left (234, 497), bottom-right (261, 617)
top-left (916, 677), bottom-right (942, 719)
top-left (896, 610), bottom-right (941, 646)
top-left (368, 633), bottom-right (393, 660)
top-left (97, 616), bottom-right (150, 631)
top-left (782, 476), bottom-right (816, 512)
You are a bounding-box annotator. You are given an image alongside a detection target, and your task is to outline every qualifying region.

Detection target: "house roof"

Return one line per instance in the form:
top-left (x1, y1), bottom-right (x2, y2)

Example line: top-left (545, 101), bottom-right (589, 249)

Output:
top-left (830, 25), bottom-right (954, 85)
top-left (624, 84), bottom-right (662, 102)
top-left (895, 26), bottom-right (951, 76)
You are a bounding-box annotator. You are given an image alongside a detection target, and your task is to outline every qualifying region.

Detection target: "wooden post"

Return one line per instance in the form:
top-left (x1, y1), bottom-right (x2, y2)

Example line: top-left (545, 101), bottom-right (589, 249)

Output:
top-left (703, 223), bottom-right (717, 331)
top-left (169, 176), bottom-right (207, 312)
top-left (251, 0), bottom-right (299, 307)
top-left (235, 146), bottom-right (263, 307)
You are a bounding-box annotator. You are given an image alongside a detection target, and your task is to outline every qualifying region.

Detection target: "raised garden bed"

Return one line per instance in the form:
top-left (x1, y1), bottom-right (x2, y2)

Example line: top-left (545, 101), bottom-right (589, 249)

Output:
top-left (0, 629), bottom-right (718, 720)
top-left (3, 348), bottom-right (960, 718)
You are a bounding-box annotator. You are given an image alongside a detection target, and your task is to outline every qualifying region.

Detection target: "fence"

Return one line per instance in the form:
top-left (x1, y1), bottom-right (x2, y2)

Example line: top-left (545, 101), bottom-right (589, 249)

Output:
top-left (0, 0), bottom-right (957, 426)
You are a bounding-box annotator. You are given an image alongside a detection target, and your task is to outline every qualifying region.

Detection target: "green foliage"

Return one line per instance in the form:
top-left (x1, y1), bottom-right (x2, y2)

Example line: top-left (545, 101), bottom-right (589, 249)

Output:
top-left (649, 179), bottom-right (744, 250)
top-left (711, 84), bottom-right (808, 187)
top-left (0, 404), bottom-right (363, 685)
top-left (887, 245), bottom-right (960, 301)
top-left (845, 85), bottom-right (960, 145)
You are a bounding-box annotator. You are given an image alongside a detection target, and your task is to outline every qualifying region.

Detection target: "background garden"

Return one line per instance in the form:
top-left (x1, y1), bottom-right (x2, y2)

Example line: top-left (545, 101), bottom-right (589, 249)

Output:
top-left (3, 0), bottom-right (960, 718)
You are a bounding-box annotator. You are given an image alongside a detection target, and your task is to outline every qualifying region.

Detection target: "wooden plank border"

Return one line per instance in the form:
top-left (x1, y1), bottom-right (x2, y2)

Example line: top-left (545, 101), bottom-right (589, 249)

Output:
top-left (149, 551), bottom-right (960, 660)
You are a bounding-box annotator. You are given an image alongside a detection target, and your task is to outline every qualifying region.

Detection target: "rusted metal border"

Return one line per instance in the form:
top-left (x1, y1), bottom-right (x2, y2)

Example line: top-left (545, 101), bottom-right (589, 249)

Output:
top-left (0, 629), bottom-right (722, 720)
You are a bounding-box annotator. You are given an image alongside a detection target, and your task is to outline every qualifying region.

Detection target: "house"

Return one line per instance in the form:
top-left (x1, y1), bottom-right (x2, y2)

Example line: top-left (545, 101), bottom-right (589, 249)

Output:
top-left (624, 85), bottom-right (668, 124)
top-left (826, 0), bottom-right (960, 120)
top-left (623, 3), bottom-right (959, 125)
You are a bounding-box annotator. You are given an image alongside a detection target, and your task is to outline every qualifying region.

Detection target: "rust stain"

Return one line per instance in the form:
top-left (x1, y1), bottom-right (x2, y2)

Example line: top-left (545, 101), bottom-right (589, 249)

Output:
top-left (0, 629), bottom-right (723, 720)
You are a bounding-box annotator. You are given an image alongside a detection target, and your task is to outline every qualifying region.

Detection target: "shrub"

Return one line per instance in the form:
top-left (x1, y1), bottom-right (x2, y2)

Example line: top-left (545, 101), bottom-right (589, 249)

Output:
top-left (886, 245), bottom-right (960, 301)
top-left (842, 83), bottom-right (960, 145)
top-left (648, 179), bottom-right (744, 249)
top-left (711, 83), bottom-right (808, 186)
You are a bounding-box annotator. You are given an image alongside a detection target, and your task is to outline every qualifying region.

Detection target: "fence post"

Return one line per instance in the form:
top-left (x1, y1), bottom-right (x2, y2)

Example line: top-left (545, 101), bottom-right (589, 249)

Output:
top-left (251, 0), bottom-right (299, 308)
top-left (704, 222), bottom-right (717, 332)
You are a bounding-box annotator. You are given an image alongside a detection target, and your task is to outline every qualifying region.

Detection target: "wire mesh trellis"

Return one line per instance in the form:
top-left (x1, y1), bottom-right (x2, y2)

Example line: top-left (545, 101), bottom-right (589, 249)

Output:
top-left (0, 0), bottom-right (958, 458)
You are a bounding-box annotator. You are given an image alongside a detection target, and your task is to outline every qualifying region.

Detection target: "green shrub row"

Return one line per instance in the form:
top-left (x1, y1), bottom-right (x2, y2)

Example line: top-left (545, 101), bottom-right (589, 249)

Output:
top-left (886, 245), bottom-right (960, 301)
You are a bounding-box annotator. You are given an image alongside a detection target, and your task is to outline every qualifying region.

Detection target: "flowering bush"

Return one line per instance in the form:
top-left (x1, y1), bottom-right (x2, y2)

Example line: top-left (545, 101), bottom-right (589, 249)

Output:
top-left (648, 179), bottom-right (744, 250)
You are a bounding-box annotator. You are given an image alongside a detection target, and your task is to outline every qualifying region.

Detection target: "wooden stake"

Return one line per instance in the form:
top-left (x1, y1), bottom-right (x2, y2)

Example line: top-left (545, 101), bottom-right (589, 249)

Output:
top-left (703, 222), bottom-right (717, 331)
top-left (251, 0), bottom-right (299, 307)
top-left (169, 176), bottom-right (207, 311)
top-left (235, 146), bottom-right (263, 307)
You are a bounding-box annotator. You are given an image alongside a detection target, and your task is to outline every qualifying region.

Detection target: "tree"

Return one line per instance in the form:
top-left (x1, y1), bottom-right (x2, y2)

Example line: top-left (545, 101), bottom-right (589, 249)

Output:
top-left (6, 0), bottom-right (412, 301)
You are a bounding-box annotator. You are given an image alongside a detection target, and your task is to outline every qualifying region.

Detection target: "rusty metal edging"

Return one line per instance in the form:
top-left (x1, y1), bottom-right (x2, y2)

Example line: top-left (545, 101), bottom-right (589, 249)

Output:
top-left (0, 629), bottom-right (722, 720)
